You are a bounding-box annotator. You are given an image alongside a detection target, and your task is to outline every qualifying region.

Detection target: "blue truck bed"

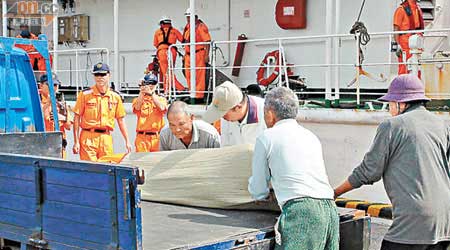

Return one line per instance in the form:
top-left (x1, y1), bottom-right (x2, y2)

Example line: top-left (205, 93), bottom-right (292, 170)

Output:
top-left (142, 202), bottom-right (372, 250)
top-left (0, 152), bottom-right (373, 250)
top-left (142, 202), bottom-right (278, 250)
top-left (0, 152), bottom-right (279, 250)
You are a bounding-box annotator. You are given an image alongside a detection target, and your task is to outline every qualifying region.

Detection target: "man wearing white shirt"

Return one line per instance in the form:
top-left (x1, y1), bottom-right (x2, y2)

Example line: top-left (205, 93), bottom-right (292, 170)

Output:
top-left (203, 81), bottom-right (266, 146)
top-left (248, 87), bottom-right (339, 250)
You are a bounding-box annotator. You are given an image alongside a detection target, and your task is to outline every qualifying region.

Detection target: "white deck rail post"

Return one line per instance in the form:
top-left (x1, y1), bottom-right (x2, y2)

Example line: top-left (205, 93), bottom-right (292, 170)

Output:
top-left (52, 0), bottom-right (58, 72)
top-left (325, 0), bottom-right (333, 105)
top-left (277, 39), bottom-right (282, 87)
top-left (278, 40), bottom-right (289, 88)
top-left (189, 0), bottom-right (196, 100)
top-left (75, 50), bottom-right (79, 94)
top-left (282, 46), bottom-right (289, 87)
top-left (211, 41), bottom-right (216, 96)
top-left (113, 0), bottom-right (119, 91)
top-left (168, 46), bottom-right (173, 100)
top-left (334, 0), bottom-right (341, 103)
top-left (106, 48), bottom-right (110, 69)
top-left (2, 0), bottom-right (7, 37)
top-left (355, 32), bottom-right (361, 106)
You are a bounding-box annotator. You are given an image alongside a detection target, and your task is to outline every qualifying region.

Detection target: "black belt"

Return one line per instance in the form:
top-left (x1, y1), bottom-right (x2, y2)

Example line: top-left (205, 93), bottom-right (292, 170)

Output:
top-left (137, 131), bottom-right (158, 135)
top-left (83, 128), bottom-right (110, 134)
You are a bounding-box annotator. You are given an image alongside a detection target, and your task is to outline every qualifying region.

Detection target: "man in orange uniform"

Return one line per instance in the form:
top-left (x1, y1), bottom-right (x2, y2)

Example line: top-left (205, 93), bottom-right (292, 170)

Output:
top-left (183, 8), bottom-right (211, 100)
top-left (72, 63), bottom-right (132, 161)
top-left (393, 0), bottom-right (424, 75)
top-left (15, 24), bottom-right (38, 42)
top-left (15, 25), bottom-right (52, 73)
top-left (15, 24), bottom-right (40, 70)
top-left (153, 17), bottom-right (185, 94)
top-left (133, 74), bottom-right (168, 152)
top-left (39, 74), bottom-right (72, 158)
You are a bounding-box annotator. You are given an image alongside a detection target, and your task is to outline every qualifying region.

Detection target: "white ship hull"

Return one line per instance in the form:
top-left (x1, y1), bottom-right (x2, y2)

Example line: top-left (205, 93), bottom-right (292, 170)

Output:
top-left (51, 0), bottom-right (449, 90)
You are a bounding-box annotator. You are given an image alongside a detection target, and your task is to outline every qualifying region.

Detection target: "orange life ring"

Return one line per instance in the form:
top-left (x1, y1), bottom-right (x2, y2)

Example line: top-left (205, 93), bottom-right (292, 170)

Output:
top-left (256, 50), bottom-right (281, 86)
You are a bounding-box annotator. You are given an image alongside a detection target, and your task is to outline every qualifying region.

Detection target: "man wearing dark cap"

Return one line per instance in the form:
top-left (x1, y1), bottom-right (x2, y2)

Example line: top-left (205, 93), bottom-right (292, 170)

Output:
top-left (72, 63), bottom-right (132, 161)
top-left (132, 74), bottom-right (168, 152)
top-left (15, 24), bottom-right (40, 70)
top-left (334, 74), bottom-right (450, 250)
top-left (39, 74), bottom-right (72, 158)
top-left (16, 24), bottom-right (37, 40)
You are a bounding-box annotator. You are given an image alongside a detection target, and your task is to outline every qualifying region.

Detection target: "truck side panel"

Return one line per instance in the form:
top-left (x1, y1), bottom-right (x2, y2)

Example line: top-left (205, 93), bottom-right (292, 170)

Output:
top-left (0, 154), bottom-right (142, 250)
top-left (116, 168), bottom-right (143, 250)
top-left (0, 157), bottom-right (39, 244)
top-left (38, 158), bottom-right (117, 249)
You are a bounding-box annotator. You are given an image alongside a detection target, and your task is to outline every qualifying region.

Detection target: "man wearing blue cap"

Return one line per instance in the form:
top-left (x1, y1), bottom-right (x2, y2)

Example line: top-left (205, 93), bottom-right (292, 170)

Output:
top-left (334, 74), bottom-right (450, 250)
top-left (72, 62), bottom-right (132, 161)
top-left (16, 24), bottom-right (40, 69)
top-left (132, 74), bottom-right (168, 152)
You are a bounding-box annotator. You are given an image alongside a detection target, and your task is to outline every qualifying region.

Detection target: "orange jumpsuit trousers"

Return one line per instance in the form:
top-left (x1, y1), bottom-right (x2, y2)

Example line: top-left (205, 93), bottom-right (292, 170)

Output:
top-left (184, 49), bottom-right (207, 99)
top-left (157, 47), bottom-right (185, 93)
top-left (135, 133), bottom-right (160, 152)
top-left (80, 130), bottom-right (113, 161)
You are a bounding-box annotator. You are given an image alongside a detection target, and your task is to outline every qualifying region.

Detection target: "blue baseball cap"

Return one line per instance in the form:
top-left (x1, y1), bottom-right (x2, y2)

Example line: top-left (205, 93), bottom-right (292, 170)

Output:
top-left (92, 62), bottom-right (110, 74)
top-left (39, 73), bottom-right (61, 85)
top-left (141, 74), bottom-right (158, 85)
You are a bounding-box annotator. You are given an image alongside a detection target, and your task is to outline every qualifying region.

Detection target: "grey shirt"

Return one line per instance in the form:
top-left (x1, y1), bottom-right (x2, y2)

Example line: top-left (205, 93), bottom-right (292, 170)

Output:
top-left (349, 105), bottom-right (450, 244)
top-left (159, 120), bottom-right (221, 151)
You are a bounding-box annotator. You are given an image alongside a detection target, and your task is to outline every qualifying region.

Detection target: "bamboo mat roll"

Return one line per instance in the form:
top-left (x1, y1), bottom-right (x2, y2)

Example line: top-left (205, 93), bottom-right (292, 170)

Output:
top-left (121, 144), bottom-right (279, 211)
